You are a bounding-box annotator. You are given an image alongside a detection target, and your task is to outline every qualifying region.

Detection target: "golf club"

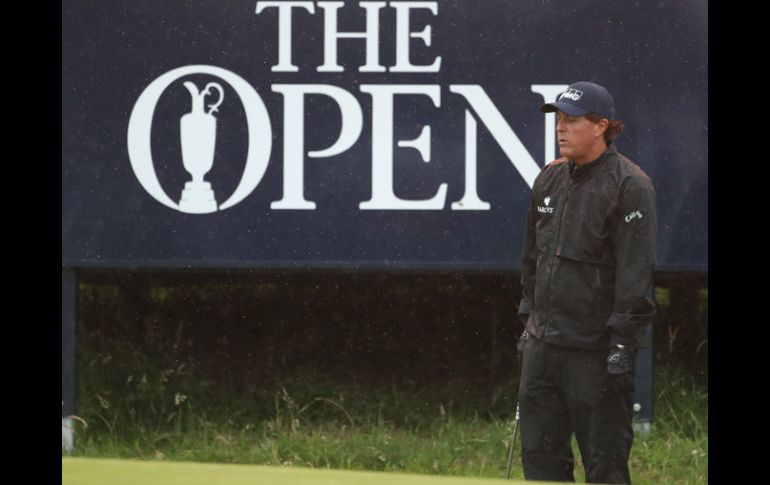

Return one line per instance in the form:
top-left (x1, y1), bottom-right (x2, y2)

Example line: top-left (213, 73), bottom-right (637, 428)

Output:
top-left (504, 403), bottom-right (520, 479)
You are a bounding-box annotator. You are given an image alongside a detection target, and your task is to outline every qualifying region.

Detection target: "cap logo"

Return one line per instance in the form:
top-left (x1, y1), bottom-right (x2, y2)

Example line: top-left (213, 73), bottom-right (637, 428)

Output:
top-left (559, 89), bottom-right (583, 101)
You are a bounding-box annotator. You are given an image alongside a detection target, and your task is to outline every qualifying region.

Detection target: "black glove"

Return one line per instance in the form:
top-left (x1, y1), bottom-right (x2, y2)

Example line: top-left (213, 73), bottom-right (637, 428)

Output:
top-left (606, 345), bottom-right (634, 392)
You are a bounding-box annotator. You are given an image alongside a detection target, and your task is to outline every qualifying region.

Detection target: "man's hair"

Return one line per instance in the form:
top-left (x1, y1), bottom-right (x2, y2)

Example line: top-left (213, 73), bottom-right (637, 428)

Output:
top-left (585, 113), bottom-right (624, 144)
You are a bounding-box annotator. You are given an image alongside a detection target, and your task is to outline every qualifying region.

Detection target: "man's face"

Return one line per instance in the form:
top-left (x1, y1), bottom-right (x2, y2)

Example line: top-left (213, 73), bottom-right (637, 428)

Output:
top-left (555, 111), bottom-right (606, 163)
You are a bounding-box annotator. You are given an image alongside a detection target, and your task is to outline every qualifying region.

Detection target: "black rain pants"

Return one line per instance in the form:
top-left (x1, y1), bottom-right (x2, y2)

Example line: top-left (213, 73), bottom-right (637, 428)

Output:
top-left (518, 337), bottom-right (635, 484)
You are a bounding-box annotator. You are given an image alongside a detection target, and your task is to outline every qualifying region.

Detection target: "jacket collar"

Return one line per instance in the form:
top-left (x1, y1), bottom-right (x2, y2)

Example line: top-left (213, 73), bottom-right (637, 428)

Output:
top-left (569, 142), bottom-right (616, 177)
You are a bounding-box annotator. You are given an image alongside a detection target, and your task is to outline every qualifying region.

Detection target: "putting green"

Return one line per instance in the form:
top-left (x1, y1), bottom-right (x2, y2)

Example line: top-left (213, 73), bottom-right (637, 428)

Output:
top-left (62, 457), bottom-right (541, 484)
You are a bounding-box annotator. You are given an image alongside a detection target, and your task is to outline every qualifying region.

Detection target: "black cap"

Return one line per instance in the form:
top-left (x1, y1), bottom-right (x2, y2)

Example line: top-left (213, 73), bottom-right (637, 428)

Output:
top-left (540, 81), bottom-right (615, 120)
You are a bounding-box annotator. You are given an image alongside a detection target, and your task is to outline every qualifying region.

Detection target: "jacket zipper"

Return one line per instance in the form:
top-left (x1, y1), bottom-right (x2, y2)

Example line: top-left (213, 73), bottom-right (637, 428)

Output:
top-left (545, 166), bottom-right (574, 339)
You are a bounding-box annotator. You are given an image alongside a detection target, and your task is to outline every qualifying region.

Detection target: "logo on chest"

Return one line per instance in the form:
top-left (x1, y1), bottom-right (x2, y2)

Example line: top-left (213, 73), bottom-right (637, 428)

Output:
top-left (537, 196), bottom-right (554, 214)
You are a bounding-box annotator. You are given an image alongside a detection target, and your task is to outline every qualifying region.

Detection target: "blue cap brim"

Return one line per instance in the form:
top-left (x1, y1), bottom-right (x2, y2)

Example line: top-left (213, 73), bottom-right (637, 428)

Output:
top-left (540, 101), bottom-right (591, 116)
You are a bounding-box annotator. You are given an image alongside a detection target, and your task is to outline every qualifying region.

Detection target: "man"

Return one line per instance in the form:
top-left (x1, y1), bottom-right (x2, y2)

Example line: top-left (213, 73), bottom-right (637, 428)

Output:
top-left (516, 81), bottom-right (657, 484)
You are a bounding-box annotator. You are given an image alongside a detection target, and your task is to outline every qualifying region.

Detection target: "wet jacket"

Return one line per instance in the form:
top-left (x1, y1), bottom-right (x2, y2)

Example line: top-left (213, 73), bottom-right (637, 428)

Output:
top-left (518, 143), bottom-right (657, 350)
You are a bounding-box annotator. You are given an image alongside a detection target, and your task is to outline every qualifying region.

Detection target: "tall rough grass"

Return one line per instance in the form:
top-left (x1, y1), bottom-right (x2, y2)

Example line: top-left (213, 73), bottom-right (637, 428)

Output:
top-left (68, 338), bottom-right (706, 484)
top-left (67, 277), bottom-right (706, 483)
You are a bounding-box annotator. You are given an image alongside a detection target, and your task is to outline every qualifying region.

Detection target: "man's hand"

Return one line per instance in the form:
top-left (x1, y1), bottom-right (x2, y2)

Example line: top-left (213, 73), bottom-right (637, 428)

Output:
top-left (606, 344), bottom-right (634, 392)
top-left (517, 329), bottom-right (529, 354)
top-left (607, 345), bottom-right (631, 374)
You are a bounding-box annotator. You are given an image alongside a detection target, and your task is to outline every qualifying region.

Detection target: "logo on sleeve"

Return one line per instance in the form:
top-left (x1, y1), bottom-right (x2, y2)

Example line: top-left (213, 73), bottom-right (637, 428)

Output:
top-left (624, 210), bottom-right (643, 223)
top-left (538, 196), bottom-right (554, 214)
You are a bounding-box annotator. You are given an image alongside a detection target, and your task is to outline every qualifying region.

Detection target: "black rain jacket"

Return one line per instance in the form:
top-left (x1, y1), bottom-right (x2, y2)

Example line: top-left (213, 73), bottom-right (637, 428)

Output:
top-left (518, 143), bottom-right (657, 350)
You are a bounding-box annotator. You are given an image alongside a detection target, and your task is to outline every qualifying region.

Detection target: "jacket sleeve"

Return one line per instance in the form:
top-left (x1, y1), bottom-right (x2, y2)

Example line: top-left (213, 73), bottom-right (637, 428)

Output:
top-left (605, 175), bottom-right (658, 347)
top-left (518, 187), bottom-right (538, 327)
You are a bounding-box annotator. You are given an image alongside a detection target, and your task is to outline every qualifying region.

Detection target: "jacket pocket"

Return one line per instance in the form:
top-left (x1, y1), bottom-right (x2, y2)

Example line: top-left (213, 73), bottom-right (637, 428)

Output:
top-left (551, 254), bottom-right (614, 336)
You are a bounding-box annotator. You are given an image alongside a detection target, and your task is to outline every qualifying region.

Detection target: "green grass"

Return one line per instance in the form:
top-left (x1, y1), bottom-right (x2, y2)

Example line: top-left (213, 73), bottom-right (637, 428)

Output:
top-left (70, 418), bottom-right (518, 477)
top-left (68, 418), bottom-right (706, 484)
top-left (63, 457), bottom-right (566, 484)
top-left (67, 336), bottom-right (707, 484)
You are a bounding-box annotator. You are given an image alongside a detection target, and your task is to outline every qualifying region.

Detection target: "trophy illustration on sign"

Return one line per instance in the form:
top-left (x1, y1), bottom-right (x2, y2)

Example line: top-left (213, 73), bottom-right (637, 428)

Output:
top-left (179, 81), bottom-right (224, 213)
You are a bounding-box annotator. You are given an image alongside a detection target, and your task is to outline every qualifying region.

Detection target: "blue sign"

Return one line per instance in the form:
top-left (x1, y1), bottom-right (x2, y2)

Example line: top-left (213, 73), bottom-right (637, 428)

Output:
top-left (62, 0), bottom-right (707, 271)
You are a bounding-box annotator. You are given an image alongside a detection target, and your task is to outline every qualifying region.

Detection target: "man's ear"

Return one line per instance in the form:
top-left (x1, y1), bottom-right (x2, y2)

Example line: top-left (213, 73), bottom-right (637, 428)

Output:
top-left (596, 119), bottom-right (609, 137)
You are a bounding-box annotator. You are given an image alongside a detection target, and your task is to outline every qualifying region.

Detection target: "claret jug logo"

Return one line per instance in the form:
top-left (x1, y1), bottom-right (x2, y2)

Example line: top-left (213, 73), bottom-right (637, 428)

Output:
top-left (178, 80), bottom-right (223, 213)
top-left (127, 65), bottom-right (273, 214)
